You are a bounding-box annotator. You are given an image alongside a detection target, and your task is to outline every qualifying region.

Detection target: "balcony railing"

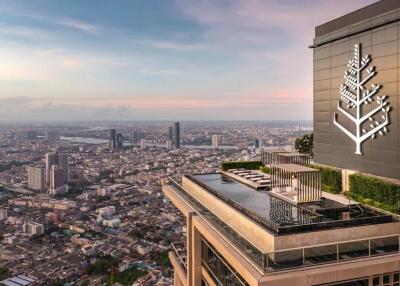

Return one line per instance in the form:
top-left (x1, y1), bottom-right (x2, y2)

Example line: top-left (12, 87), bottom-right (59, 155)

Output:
top-left (167, 179), bottom-right (400, 274)
top-left (264, 234), bottom-right (400, 272)
top-left (171, 242), bottom-right (187, 272)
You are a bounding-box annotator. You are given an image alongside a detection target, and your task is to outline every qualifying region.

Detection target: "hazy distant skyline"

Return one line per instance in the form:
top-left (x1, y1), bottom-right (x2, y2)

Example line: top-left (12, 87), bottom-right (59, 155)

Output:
top-left (0, 0), bottom-right (376, 121)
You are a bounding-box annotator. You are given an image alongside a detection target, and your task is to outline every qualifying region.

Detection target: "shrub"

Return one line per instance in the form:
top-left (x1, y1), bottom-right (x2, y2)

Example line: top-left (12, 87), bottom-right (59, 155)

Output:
top-left (221, 161), bottom-right (262, 171)
top-left (260, 165), bottom-right (270, 174)
top-left (309, 164), bottom-right (342, 194)
top-left (349, 173), bottom-right (400, 213)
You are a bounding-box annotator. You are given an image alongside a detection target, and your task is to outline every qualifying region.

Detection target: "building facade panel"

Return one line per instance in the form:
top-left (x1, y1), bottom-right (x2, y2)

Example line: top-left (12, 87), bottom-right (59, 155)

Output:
top-left (313, 3), bottom-right (400, 179)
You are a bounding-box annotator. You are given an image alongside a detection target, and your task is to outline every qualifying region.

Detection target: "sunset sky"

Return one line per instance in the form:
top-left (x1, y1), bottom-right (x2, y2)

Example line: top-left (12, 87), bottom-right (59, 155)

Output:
top-left (0, 0), bottom-right (377, 121)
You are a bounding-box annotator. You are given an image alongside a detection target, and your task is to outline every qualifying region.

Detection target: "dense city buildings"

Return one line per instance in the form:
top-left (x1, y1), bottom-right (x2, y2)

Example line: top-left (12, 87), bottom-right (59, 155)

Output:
top-left (0, 121), bottom-right (307, 285)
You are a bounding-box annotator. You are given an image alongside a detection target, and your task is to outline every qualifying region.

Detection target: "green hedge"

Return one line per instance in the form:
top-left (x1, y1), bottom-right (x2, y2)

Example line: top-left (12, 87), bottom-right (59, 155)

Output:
top-left (221, 161), bottom-right (262, 171)
top-left (348, 173), bottom-right (400, 214)
top-left (309, 164), bottom-right (342, 194)
top-left (260, 165), bottom-right (271, 174)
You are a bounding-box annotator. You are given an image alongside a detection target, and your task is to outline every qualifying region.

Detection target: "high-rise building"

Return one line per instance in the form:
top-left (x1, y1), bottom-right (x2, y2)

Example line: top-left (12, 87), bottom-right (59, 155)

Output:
top-left (254, 138), bottom-right (260, 149)
top-left (45, 151), bottom-right (69, 188)
top-left (109, 129), bottom-right (117, 149)
top-left (116, 133), bottom-right (123, 148)
top-left (212, 134), bottom-right (219, 149)
top-left (173, 122), bottom-right (180, 149)
top-left (45, 152), bottom-right (57, 185)
top-left (140, 139), bottom-right (147, 149)
top-left (22, 222), bottom-right (44, 236)
top-left (0, 209), bottom-right (7, 220)
top-left (27, 166), bottom-right (45, 191)
top-left (45, 130), bottom-right (57, 141)
top-left (164, 2), bottom-right (400, 285)
top-left (166, 140), bottom-right (173, 150)
top-left (168, 125), bottom-right (174, 141)
top-left (131, 131), bottom-right (146, 142)
top-left (57, 152), bottom-right (69, 183)
top-left (26, 130), bottom-right (37, 140)
top-left (49, 165), bottom-right (64, 191)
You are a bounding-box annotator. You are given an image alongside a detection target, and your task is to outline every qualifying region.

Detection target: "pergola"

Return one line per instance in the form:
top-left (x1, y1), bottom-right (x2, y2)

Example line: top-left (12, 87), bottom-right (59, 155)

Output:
top-left (275, 152), bottom-right (311, 166)
top-left (261, 150), bottom-right (288, 165)
top-left (271, 164), bottom-right (321, 204)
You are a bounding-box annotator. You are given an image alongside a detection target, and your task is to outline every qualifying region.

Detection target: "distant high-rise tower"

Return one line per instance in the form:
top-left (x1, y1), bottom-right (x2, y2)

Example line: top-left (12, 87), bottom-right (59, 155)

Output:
top-left (109, 129), bottom-right (117, 149)
top-left (45, 151), bottom-right (69, 187)
top-left (26, 130), bottom-right (38, 140)
top-left (131, 131), bottom-right (146, 142)
top-left (57, 152), bottom-right (69, 183)
top-left (27, 166), bottom-right (45, 191)
top-left (212, 135), bottom-right (220, 149)
top-left (49, 165), bottom-right (64, 190)
top-left (168, 125), bottom-right (174, 141)
top-left (173, 122), bottom-right (180, 149)
top-left (116, 133), bottom-right (123, 148)
top-left (45, 153), bottom-right (57, 185)
top-left (254, 138), bottom-right (260, 149)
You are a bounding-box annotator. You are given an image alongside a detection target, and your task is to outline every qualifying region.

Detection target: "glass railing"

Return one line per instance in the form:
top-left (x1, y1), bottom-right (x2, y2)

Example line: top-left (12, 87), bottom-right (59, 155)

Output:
top-left (167, 179), bottom-right (400, 274)
top-left (264, 235), bottom-right (400, 272)
top-left (168, 179), bottom-right (266, 271)
top-left (171, 242), bottom-right (187, 272)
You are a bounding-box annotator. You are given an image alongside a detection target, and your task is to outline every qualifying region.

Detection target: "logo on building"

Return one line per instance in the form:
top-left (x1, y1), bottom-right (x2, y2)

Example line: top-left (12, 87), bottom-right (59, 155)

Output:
top-left (333, 43), bottom-right (390, 155)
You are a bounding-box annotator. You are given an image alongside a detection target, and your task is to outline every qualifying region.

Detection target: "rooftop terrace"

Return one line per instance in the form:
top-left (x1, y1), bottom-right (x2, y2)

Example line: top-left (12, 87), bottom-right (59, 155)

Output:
top-left (189, 173), bottom-right (396, 235)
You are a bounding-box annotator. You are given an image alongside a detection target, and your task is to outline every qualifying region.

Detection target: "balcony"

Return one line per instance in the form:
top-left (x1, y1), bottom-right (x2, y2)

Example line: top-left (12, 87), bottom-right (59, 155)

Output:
top-left (264, 234), bottom-right (400, 272)
top-left (171, 242), bottom-right (187, 272)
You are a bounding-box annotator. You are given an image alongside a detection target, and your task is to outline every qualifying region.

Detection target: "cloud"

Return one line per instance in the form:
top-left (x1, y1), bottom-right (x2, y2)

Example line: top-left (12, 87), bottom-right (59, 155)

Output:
top-left (28, 14), bottom-right (99, 34)
top-left (0, 25), bottom-right (49, 38)
top-left (132, 39), bottom-right (206, 51)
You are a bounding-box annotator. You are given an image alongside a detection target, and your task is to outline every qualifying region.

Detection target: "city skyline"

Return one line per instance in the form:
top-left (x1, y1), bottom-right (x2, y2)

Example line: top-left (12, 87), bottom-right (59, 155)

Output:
top-left (0, 0), bottom-right (376, 121)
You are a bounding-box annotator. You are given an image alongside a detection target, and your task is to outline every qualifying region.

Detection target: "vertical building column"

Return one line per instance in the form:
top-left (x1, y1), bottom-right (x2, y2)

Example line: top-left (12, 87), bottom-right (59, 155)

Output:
top-left (190, 215), bottom-right (202, 286)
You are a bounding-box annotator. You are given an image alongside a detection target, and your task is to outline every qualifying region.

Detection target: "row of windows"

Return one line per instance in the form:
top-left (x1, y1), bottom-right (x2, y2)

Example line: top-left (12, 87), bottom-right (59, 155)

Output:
top-left (318, 272), bottom-right (399, 286)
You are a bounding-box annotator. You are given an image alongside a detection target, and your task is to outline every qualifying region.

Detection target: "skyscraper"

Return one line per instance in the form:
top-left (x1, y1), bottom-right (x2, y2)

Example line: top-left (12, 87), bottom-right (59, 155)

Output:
top-left (173, 122), bottom-right (180, 149)
top-left (45, 153), bottom-right (57, 185)
top-left (168, 125), bottom-right (174, 141)
top-left (45, 151), bottom-right (69, 187)
top-left (212, 134), bottom-right (219, 149)
top-left (254, 138), bottom-right (260, 149)
top-left (109, 129), bottom-right (117, 149)
top-left (49, 165), bottom-right (64, 190)
top-left (57, 152), bottom-right (69, 183)
top-left (116, 133), bottom-right (123, 148)
top-left (27, 166), bottom-right (45, 191)
top-left (131, 131), bottom-right (145, 142)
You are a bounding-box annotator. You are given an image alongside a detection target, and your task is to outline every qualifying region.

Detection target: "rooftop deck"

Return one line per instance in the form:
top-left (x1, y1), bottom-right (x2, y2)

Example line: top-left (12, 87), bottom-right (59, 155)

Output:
top-left (189, 173), bottom-right (395, 235)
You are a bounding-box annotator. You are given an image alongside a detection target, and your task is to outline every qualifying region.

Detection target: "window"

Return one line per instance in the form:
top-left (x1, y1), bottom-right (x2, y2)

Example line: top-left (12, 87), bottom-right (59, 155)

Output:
top-left (201, 237), bottom-right (249, 286)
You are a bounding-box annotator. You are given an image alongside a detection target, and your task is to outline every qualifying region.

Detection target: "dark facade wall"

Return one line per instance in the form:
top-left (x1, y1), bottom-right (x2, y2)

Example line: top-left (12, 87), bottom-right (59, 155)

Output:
top-left (313, 9), bottom-right (400, 180)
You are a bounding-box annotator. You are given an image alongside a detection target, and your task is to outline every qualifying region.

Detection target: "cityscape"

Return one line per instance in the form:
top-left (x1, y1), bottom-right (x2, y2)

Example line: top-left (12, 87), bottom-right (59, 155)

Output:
top-left (0, 0), bottom-right (400, 286)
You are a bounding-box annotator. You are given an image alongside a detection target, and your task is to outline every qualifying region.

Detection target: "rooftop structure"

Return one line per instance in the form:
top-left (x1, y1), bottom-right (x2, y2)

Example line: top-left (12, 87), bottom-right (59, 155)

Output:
top-left (261, 150), bottom-right (311, 166)
top-left (270, 164), bottom-right (321, 204)
top-left (163, 173), bottom-right (399, 285)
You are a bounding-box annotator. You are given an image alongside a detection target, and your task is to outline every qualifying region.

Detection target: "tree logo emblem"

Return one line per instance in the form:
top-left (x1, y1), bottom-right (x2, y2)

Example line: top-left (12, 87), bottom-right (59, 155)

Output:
top-left (333, 43), bottom-right (390, 155)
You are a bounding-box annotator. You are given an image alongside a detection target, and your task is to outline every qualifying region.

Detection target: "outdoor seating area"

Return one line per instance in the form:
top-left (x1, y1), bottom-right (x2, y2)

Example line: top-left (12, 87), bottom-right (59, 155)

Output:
top-left (227, 168), bottom-right (270, 190)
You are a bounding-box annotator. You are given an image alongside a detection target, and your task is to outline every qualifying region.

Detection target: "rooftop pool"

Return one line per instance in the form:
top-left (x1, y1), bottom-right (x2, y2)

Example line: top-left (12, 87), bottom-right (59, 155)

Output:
top-left (189, 173), bottom-right (395, 234)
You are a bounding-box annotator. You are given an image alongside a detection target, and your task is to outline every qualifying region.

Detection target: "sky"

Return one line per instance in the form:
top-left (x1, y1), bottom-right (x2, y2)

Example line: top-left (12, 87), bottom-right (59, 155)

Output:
top-left (0, 0), bottom-right (377, 122)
